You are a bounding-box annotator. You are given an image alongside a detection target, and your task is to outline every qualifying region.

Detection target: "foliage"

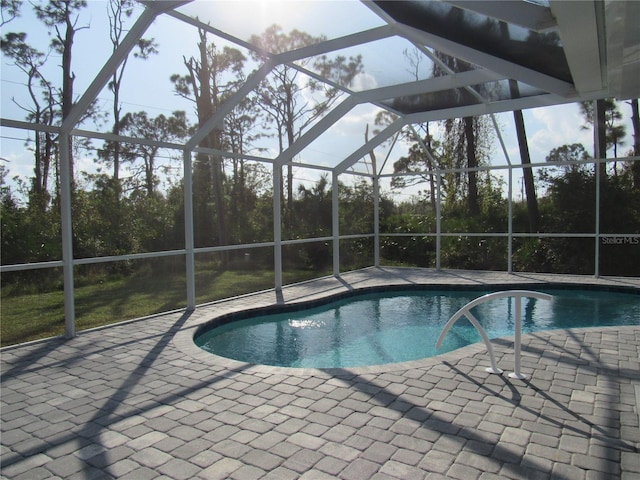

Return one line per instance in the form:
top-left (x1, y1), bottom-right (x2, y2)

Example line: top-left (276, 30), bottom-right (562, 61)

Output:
top-left (580, 99), bottom-right (627, 158)
top-left (545, 143), bottom-right (591, 173)
top-left (380, 160), bottom-right (640, 275)
top-left (249, 24), bottom-right (363, 225)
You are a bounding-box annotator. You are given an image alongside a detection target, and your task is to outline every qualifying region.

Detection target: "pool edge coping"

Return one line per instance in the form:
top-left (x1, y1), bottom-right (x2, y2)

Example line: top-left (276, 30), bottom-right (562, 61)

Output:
top-left (173, 270), bottom-right (640, 377)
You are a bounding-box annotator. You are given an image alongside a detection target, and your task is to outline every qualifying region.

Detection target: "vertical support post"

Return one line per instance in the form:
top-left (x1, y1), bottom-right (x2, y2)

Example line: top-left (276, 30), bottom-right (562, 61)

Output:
top-left (508, 296), bottom-right (526, 379)
top-left (595, 158), bottom-right (601, 278)
top-left (373, 173), bottom-right (380, 267)
top-left (594, 100), bottom-right (603, 278)
top-left (508, 167), bottom-right (513, 273)
top-left (59, 134), bottom-right (75, 338)
top-left (490, 113), bottom-right (513, 274)
top-left (332, 171), bottom-right (340, 276)
top-left (273, 166), bottom-right (283, 290)
top-left (183, 150), bottom-right (195, 310)
top-left (436, 172), bottom-right (442, 270)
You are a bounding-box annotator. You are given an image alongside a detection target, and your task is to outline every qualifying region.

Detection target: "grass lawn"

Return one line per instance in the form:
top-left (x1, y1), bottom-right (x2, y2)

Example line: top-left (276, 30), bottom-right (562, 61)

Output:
top-left (1, 267), bottom-right (325, 347)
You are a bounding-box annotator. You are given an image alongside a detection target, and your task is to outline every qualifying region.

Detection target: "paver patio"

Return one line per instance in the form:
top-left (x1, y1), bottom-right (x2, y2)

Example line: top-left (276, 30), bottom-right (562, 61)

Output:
top-left (2, 268), bottom-right (639, 479)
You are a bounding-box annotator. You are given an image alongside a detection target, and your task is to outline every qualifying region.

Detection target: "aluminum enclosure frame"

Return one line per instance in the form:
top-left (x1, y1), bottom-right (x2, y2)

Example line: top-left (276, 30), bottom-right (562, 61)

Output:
top-left (1, 0), bottom-right (639, 339)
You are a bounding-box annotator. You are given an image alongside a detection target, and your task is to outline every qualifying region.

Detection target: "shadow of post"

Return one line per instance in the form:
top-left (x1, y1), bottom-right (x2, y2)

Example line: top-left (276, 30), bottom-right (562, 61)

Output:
top-left (1, 310), bottom-right (253, 478)
top-left (331, 328), bottom-right (638, 479)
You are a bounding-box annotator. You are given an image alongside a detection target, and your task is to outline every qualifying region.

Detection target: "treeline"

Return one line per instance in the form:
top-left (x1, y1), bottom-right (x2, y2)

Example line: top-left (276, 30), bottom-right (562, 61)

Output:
top-left (381, 159), bottom-right (640, 276)
top-left (3, 148), bottom-right (640, 281)
top-left (0, 166), bottom-right (380, 272)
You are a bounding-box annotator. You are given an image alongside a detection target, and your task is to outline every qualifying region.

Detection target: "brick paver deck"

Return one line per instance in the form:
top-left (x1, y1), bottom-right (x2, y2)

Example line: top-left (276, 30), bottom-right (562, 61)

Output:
top-left (2, 268), bottom-right (639, 479)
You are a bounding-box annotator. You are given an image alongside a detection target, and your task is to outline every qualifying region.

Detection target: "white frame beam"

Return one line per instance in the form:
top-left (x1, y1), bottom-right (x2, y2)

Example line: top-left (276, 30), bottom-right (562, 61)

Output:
top-left (550, 1), bottom-right (604, 95)
top-left (336, 118), bottom-right (406, 174)
top-left (62, 4), bottom-right (180, 131)
top-left (393, 22), bottom-right (577, 98)
top-left (332, 171), bottom-right (340, 276)
top-left (58, 2), bottom-right (181, 337)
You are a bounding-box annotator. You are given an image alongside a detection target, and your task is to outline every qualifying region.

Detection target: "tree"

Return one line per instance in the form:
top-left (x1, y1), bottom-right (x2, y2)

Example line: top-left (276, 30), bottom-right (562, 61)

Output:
top-left (510, 87), bottom-right (539, 232)
top-left (580, 99), bottom-right (626, 175)
top-left (1, 0), bottom-right (22, 26)
top-left (0, 163), bottom-right (61, 266)
top-left (1, 31), bottom-right (56, 213)
top-left (0, 163), bottom-right (24, 265)
top-left (386, 47), bottom-right (477, 207)
top-left (34, 0), bottom-right (89, 183)
top-left (120, 111), bottom-right (189, 197)
top-left (171, 28), bottom-right (248, 248)
top-left (628, 98), bottom-right (640, 189)
top-left (631, 99), bottom-right (640, 156)
top-left (224, 102), bottom-right (268, 244)
top-left (432, 49), bottom-right (491, 215)
top-left (295, 174), bottom-right (332, 238)
top-left (545, 143), bottom-right (590, 173)
top-left (463, 116), bottom-right (479, 216)
top-left (250, 25), bottom-right (363, 228)
top-left (391, 140), bottom-right (439, 210)
top-left (102, 0), bottom-right (157, 188)
top-left (498, 21), bottom-right (540, 232)
top-left (438, 114), bottom-right (494, 214)
top-left (389, 48), bottom-right (438, 210)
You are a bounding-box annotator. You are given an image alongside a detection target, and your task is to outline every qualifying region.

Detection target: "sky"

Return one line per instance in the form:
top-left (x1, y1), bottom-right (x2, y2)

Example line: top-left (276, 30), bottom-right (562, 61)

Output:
top-left (1, 0), bottom-right (636, 203)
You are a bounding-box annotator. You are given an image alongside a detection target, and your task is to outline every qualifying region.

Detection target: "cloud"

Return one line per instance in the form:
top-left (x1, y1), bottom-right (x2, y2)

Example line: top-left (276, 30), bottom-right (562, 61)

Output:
top-left (350, 72), bottom-right (378, 92)
top-left (526, 104), bottom-right (593, 162)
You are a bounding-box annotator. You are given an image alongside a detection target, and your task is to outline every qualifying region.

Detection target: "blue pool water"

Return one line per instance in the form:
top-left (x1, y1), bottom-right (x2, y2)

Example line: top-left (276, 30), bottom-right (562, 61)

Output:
top-left (194, 287), bottom-right (640, 368)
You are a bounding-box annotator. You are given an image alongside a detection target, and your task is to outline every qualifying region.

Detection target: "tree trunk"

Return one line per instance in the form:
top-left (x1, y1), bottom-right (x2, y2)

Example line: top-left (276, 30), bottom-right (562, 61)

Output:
top-left (285, 84), bottom-right (296, 229)
top-left (423, 125), bottom-right (436, 212)
top-left (145, 154), bottom-right (154, 198)
top-left (630, 98), bottom-right (640, 189)
top-left (287, 164), bottom-right (293, 227)
top-left (211, 149), bottom-right (226, 247)
top-left (464, 117), bottom-right (479, 216)
top-left (595, 99), bottom-right (607, 178)
top-left (61, 4), bottom-right (75, 184)
top-left (194, 29), bottom-right (227, 250)
top-left (513, 110), bottom-right (539, 232)
top-left (507, 79), bottom-right (539, 232)
top-left (112, 83), bottom-right (121, 185)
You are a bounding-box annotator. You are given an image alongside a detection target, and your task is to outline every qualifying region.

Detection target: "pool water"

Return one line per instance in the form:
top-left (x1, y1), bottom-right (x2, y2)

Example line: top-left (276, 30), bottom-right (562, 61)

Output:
top-left (194, 288), bottom-right (640, 368)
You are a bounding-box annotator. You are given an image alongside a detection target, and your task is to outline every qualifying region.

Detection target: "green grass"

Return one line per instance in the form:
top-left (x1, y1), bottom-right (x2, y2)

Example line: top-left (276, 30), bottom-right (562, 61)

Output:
top-left (1, 266), bottom-right (324, 347)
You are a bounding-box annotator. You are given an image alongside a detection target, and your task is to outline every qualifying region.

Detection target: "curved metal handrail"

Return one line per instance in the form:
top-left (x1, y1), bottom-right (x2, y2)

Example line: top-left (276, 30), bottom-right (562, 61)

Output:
top-left (436, 290), bottom-right (553, 378)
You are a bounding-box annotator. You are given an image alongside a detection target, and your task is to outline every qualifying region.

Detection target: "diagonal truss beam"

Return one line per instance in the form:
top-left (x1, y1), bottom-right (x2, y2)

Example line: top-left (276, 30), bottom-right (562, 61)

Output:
top-left (334, 90), bottom-right (569, 177)
top-left (179, 23), bottom-right (395, 154)
top-left (355, 68), bottom-right (505, 103)
top-left (550, 1), bottom-right (604, 95)
top-left (185, 61), bottom-right (275, 150)
top-left (275, 96), bottom-right (359, 167)
top-left (62, 2), bottom-right (190, 132)
top-left (167, 9), bottom-right (268, 57)
top-left (404, 92), bottom-right (569, 124)
top-left (275, 25), bottom-right (395, 64)
top-left (276, 69), bottom-right (505, 168)
top-left (395, 22), bottom-right (577, 99)
top-left (335, 117), bottom-right (405, 174)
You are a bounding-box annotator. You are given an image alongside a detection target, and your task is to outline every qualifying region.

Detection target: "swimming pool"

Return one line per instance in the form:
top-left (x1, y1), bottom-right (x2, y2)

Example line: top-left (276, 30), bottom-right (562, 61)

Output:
top-left (194, 286), bottom-right (640, 368)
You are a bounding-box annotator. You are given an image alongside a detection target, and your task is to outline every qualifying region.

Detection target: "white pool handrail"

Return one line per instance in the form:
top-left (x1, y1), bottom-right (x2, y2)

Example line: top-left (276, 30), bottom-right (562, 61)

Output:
top-left (436, 290), bottom-right (553, 379)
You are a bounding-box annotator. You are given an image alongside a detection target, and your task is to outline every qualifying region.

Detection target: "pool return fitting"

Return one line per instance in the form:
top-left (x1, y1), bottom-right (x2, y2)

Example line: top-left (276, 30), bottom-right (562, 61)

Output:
top-left (436, 290), bottom-right (553, 379)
